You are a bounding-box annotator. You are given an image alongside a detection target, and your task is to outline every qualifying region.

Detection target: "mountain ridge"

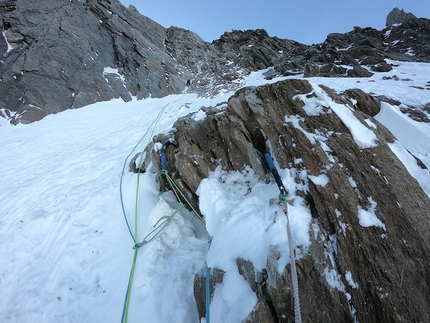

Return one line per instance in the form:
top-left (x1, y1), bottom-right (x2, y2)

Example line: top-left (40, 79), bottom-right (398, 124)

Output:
top-left (1, 1), bottom-right (430, 123)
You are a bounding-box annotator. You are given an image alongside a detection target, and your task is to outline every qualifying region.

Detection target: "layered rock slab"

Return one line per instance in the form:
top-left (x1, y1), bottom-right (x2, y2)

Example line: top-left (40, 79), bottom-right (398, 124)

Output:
top-left (149, 79), bottom-right (430, 322)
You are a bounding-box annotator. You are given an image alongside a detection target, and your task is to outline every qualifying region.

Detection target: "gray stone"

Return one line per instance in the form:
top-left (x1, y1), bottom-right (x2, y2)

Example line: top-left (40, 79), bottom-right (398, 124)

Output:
top-left (370, 61), bottom-right (393, 72)
top-left (304, 62), bottom-right (347, 78)
top-left (374, 95), bottom-right (401, 106)
top-left (400, 106), bottom-right (430, 123)
top-left (193, 266), bottom-right (225, 320)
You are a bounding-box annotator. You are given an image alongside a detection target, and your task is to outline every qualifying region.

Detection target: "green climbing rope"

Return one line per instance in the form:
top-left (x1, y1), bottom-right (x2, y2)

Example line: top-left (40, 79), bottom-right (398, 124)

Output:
top-left (121, 94), bottom-right (186, 323)
top-left (163, 170), bottom-right (206, 228)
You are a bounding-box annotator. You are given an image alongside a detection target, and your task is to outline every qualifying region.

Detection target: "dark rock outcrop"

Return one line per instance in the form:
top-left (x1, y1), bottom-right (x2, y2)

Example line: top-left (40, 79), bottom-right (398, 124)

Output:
top-left (255, 9), bottom-right (430, 79)
top-left (290, 8), bottom-right (430, 79)
top-left (165, 28), bottom-right (312, 97)
top-left (344, 88), bottom-right (381, 116)
top-left (147, 79), bottom-right (430, 322)
top-left (165, 28), bottom-right (257, 98)
top-left (213, 29), bottom-right (306, 72)
top-left (0, 0), bottom-right (189, 123)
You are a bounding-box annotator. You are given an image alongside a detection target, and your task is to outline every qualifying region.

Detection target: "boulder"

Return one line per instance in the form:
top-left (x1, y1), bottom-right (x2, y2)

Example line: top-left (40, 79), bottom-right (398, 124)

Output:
top-left (370, 61), bottom-right (393, 72)
top-left (344, 88), bottom-right (381, 117)
top-left (304, 62), bottom-right (347, 78)
top-left (303, 62), bottom-right (373, 78)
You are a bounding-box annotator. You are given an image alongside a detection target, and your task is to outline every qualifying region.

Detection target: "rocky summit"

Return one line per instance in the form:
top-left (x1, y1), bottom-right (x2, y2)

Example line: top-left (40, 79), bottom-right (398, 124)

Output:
top-left (1, 1), bottom-right (430, 123)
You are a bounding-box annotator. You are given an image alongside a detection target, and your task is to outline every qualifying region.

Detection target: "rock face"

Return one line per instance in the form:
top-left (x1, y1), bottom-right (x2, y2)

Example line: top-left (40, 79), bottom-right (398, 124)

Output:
top-left (1, 2), bottom-right (430, 123)
top-left (165, 28), bottom-right (311, 97)
top-left (0, 0), bottom-right (192, 123)
top-left (272, 8), bottom-right (430, 79)
top-left (148, 79), bottom-right (430, 322)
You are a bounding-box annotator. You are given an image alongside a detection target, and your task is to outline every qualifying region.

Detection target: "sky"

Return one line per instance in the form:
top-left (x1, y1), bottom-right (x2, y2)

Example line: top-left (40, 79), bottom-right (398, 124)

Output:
top-left (119, 0), bottom-right (430, 44)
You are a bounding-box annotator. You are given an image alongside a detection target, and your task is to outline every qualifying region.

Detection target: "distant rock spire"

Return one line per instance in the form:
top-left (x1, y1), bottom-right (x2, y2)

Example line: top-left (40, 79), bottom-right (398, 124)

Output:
top-left (386, 7), bottom-right (417, 26)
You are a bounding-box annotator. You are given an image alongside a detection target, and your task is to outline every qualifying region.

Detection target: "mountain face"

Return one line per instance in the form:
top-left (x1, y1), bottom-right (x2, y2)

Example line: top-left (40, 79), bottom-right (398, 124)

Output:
top-left (0, 0), bottom-right (189, 123)
top-left (1, 1), bottom-right (430, 123)
top-left (1, 1), bottom-right (430, 322)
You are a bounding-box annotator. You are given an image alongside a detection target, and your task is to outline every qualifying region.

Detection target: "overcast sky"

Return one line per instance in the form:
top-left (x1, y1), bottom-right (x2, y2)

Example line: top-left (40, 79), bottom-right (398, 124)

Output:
top-left (119, 0), bottom-right (430, 45)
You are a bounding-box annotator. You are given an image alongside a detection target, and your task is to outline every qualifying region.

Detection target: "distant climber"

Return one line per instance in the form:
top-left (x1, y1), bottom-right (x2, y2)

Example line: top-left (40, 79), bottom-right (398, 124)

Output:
top-left (186, 79), bottom-right (191, 86)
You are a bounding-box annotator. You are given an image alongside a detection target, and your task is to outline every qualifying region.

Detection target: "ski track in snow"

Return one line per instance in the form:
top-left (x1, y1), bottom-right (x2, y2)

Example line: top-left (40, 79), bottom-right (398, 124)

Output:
top-left (0, 61), bottom-right (429, 322)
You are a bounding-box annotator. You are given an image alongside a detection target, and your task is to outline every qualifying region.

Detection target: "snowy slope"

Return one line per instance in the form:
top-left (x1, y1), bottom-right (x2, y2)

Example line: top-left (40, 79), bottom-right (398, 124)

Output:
top-left (0, 61), bottom-right (429, 323)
